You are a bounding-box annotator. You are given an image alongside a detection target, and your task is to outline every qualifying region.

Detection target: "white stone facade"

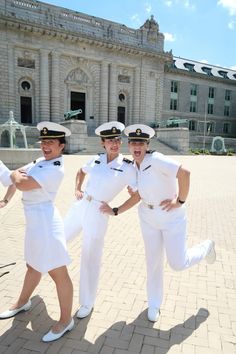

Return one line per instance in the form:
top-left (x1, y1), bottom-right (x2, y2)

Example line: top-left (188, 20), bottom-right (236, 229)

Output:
top-left (0, 0), bottom-right (235, 152)
top-left (0, 0), bottom-right (171, 137)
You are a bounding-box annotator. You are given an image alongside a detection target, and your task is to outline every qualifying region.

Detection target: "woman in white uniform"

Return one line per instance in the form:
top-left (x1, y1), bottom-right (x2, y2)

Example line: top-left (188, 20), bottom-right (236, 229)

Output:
top-left (0, 160), bottom-right (16, 208)
top-left (64, 121), bottom-right (140, 319)
top-left (122, 124), bottom-right (216, 322)
top-left (0, 122), bottom-right (74, 342)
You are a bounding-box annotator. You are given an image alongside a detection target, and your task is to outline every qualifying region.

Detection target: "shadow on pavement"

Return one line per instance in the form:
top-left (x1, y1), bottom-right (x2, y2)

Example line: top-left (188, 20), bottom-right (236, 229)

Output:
top-left (0, 302), bottom-right (209, 353)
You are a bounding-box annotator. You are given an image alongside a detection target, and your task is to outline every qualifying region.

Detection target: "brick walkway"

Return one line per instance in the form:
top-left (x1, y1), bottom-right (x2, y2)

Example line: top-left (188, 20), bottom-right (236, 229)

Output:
top-left (0, 155), bottom-right (235, 354)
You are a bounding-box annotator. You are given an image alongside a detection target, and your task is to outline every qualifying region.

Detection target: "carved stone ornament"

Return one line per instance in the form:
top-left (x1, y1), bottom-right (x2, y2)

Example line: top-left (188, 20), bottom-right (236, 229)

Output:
top-left (66, 68), bottom-right (89, 84)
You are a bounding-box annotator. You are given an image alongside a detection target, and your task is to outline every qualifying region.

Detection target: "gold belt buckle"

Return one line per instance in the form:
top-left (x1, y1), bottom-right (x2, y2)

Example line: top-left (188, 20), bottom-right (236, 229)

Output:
top-left (86, 195), bottom-right (92, 202)
top-left (148, 204), bottom-right (154, 210)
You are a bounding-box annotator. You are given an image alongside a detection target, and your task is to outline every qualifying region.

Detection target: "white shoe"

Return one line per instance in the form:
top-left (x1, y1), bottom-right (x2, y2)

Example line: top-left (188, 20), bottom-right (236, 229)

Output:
top-left (0, 300), bottom-right (31, 319)
top-left (205, 240), bottom-right (216, 264)
top-left (76, 305), bottom-right (93, 319)
top-left (147, 307), bottom-right (160, 322)
top-left (42, 318), bottom-right (74, 342)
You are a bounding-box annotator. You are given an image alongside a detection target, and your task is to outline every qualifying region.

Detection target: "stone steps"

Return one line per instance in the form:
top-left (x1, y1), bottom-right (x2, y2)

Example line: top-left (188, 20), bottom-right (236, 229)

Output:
top-left (76, 136), bottom-right (181, 155)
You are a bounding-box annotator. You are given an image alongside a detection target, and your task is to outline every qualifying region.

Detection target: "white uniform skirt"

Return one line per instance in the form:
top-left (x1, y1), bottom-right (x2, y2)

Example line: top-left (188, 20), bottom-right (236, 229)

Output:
top-left (23, 202), bottom-right (71, 274)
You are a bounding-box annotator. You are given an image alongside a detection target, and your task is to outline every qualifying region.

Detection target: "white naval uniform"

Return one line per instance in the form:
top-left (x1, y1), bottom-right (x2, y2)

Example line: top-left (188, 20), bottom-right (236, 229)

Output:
top-left (64, 153), bottom-right (137, 307)
top-left (0, 160), bottom-right (12, 186)
top-left (22, 156), bottom-right (71, 274)
top-left (136, 151), bottom-right (208, 309)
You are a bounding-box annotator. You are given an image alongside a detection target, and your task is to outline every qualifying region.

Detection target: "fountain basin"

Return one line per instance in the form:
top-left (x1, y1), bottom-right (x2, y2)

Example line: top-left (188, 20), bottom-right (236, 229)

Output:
top-left (0, 148), bottom-right (42, 169)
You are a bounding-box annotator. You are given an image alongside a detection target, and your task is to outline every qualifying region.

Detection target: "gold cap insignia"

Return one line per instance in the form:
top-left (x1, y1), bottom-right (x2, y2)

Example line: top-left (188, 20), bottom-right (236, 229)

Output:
top-left (42, 127), bottom-right (48, 135)
top-left (136, 128), bottom-right (142, 135)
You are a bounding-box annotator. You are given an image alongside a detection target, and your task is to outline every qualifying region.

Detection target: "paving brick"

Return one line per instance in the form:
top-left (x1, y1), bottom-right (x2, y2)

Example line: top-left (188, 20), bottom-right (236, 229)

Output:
top-left (0, 155), bottom-right (236, 354)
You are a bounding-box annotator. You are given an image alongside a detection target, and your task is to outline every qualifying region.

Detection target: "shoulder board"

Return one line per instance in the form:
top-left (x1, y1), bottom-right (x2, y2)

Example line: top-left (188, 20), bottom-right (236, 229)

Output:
top-left (146, 150), bottom-right (156, 154)
top-left (33, 160), bottom-right (36, 164)
top-left (94, 160), bottom-right (101, 164)
top-left (123, 158), bottom-right (132, 164)
top-left (53, 161), bottom-right (61, 166)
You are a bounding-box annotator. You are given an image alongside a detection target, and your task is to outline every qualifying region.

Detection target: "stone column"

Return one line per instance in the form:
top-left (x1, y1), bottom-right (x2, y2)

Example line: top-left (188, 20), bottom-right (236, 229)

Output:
top-left (108, 63), bottom-right (117, 121)
top-left (133, 67), bottom-right (140, 124)
top-left (8, 45), bottom-right (16, 115)
top-left (99, 61), bottom-right (109, 124)
top-left (139, 66), bottom-right (146, 124)
top-left (40, 49), bottom-right (50, 121)
top-left (51, 50), bottom-right (61, 123)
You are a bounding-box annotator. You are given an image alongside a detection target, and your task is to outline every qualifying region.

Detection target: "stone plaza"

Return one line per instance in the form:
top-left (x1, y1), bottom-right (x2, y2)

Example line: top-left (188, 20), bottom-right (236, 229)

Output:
top-left (0, 153), bottom-right (235, 354)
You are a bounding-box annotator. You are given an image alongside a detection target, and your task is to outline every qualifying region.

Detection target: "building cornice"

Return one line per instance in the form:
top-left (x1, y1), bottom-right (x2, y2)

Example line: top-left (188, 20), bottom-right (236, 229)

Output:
top-left (0, 15), bottom-right (172, 63)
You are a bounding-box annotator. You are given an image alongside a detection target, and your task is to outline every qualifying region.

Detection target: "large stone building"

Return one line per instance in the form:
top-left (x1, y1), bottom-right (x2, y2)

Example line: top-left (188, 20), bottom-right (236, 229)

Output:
top-left (0, 0), bottom-right (236, 150)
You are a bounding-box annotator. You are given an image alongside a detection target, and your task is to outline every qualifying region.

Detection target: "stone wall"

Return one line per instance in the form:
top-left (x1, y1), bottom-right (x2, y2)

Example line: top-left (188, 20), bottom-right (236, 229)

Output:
top-left (156, 128), bottom-right (189, 154)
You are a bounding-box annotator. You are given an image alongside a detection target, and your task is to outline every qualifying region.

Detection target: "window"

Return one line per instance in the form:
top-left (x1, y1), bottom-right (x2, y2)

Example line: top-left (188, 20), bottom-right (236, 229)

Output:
top-left (218, 71), bottom-right (228, 79)
top-left (207, 122), bottom-right (214, 133)
top-left (208, 87), bottom-right (215, 99)
top-left (225, 90), bottom-right (231, 101)
top-left (208, 103), bottom-right (214, 114)
top-left (170, 98), bottom-right (178, 110)
top-left (189, 120), bottom-right (196, 131)
top-left (223, 123), bottom-right (230, 134)
top-left (190, 101), bottom-right (197, 113)
top-left (171, 81), bottom-right (178, 93)
top-left (224, 106), bottom-right (230, 116)
top-left (21, 81), bottom-right (31, 91)
top-left (202, 67), bottom-right (212, 76)
top-left (119, 93), bottom-right (125, 102)
top-left (184, 63), bottom-right (195, 72)
top-left (190, 84), bottom-right (197, 96)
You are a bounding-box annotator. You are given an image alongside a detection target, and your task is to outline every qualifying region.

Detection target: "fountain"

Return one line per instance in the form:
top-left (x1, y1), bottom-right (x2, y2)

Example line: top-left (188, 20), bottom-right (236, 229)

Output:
top-left (0, 111), bottom-right (28, 148)
top-left (0, 111), bottom-right (41, 169)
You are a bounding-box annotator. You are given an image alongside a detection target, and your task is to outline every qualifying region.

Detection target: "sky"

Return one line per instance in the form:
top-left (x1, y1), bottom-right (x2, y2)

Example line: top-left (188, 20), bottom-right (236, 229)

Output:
top-left (43, 0), bottom-right (236, 71)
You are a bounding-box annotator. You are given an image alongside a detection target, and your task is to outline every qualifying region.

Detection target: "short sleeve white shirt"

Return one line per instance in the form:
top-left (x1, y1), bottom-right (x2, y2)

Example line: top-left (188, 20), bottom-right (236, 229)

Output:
top-left (82, 153), bottom-right (137, 202)
top-left (22, 156), bottom-right (64, 203)
top-left (135, 151), bottom-right (181, 205)
top-left (0, 160), bottom-right (12, 187)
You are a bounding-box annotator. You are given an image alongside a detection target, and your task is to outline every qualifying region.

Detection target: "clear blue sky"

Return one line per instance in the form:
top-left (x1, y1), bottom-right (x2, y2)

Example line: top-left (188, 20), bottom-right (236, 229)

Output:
top-left (44, 0), bottom-right (236, 70)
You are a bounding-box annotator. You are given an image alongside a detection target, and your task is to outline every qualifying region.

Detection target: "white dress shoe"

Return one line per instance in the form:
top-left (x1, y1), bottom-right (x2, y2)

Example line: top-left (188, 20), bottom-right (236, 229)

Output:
top-left (147, 307), bottom-right (160, 322)
top-left (42, 318), bottom-right (74, 342)
top-left (0, 300), bottom-right (31, 319)
top-left (204, 240), bottom-right (216, 264)
top-left (76, 305), bottom-right (93, 319)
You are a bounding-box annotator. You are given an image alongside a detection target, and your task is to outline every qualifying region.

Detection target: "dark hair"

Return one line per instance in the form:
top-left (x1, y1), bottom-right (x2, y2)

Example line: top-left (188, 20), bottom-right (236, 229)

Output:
top-left (58, 137), bottom-right (66, 144)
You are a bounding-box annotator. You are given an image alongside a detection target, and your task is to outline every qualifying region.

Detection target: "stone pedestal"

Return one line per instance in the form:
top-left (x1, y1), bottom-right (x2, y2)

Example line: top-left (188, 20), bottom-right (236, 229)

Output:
top-left (61, 120), bottom-right (88, 153)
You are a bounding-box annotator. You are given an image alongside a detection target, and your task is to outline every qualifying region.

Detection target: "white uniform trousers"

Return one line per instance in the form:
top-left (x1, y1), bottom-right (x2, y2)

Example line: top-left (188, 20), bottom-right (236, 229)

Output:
top-left (138, 203), bottom-right (208, 308)
top-left (64, 198), bottom-right (109, 307)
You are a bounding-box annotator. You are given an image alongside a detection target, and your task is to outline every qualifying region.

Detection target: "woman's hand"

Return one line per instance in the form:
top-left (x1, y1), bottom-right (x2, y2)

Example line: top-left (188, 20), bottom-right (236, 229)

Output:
top-left (159, 198), bottom-right (182, 211)
top-left (75, 190), bottom-right (84, 200)
top-left (127, 186), bottom-right (136, 196)
top-left (99, 202), bottom-right (113, 215)
top-left (0, 200), bottom-right (8, 208)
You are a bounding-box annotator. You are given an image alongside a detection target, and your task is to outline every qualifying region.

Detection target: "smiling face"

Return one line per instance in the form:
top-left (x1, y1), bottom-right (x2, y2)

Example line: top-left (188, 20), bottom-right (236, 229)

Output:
top-left (128, 140), bottom-right (149, 166)
top-left (40, 139), bottom-right (65, 160)
top-left (101, 137), bottom-right (122, 160)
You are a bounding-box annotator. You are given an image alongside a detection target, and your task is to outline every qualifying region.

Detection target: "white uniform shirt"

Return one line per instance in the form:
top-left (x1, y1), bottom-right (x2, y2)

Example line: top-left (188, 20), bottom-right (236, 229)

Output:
top-left (135, 151), bottom-right (181, 205)
top-left (82, 153), bottom-right (137, 202)
top-left (0, 160), bottom-right (12, 186)
top-left (21, 156), bottom-right (64, 204)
